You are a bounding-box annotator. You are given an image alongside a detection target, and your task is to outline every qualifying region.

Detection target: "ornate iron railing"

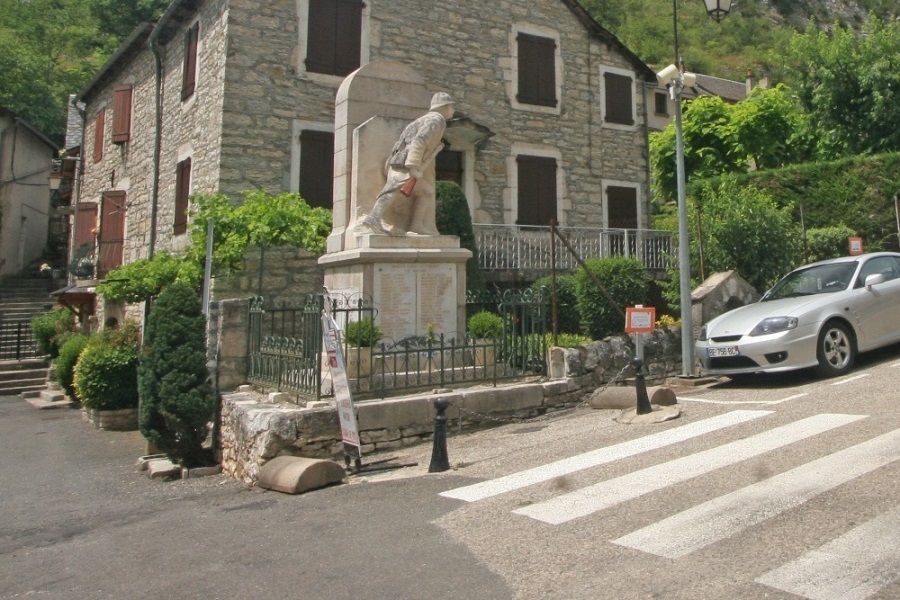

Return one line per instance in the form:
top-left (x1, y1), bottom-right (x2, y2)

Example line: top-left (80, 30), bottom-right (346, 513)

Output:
top-left (247, 288), bottom-right (549, 402)
top-left (473, 224), bottom-right (673, 272)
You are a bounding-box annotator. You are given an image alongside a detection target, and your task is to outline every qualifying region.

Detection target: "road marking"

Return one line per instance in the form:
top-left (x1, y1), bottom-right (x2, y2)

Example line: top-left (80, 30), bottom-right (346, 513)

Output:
top-left (756, 506), bottom-right (900, 600)
top-left (613, 427), bottom-right (899, 559)
top-left (831, 373), bottom-right (871, 385)
top-left (438, 410), bottom-right (773, 503)
top-left (513, 413), bottom-right (866, 525)
top-left (678, 393), bottom-right (807, 405)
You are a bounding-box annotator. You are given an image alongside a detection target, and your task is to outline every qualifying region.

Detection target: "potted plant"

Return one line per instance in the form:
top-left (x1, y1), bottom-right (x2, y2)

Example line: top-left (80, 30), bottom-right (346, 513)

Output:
top-left (467, 310), bottom-right (503, 367)
top-left (343, 317), bottom-right (382, 378)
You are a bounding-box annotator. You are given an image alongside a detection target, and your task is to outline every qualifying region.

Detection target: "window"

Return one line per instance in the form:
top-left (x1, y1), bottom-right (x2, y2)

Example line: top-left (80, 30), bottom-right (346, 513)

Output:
top-left (606, 185), bottom-right (638, 229)
top-left (517, 32), bottom-right (557, 107)
top-left (182, 22), bottom-right (200, 101)
top-left (305, 0), bottom-right (363, 76)
top-left (603, 72), bottom-right (634, 126)
top-left (298, 130), bottom-right (334, 209)
top-left (112, 85), bottom-right (133, 144)
top-left (654, 91), bottom-right (669, 116)
top-left (174, 157), bottom-right (192, 235)
top-left (436, 150), bottom-right (463, 186)
top-left (98, 191), bottom-right (126, 278)
top-left (516, 155), bottom-right (557, 226)
top-left (92, 111), bottom-right (105, 163)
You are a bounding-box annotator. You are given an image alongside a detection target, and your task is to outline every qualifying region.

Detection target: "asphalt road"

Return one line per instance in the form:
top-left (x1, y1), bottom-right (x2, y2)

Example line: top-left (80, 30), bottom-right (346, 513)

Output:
top-left (2, 342), bottom-right (900, 599)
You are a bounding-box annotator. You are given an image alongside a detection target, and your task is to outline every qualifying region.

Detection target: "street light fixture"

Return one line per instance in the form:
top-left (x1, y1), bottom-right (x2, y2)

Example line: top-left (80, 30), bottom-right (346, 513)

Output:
top-left (665, 0), bottom-right (732, 377)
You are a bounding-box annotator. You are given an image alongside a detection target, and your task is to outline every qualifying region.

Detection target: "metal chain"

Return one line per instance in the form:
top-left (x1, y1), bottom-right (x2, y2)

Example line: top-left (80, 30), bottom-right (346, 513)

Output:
top-left (450, 361), bottom-right (634, 434)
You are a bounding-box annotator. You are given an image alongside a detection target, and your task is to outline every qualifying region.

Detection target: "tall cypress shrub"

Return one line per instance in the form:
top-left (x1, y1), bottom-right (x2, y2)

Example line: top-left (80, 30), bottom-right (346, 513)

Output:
top-left (138, 282), bottom-right (216, 467)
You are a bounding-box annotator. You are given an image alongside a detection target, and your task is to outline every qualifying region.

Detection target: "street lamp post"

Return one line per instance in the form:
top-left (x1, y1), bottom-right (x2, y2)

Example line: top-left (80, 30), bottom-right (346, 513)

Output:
top-left (664, 0), bottom-right (732, 377)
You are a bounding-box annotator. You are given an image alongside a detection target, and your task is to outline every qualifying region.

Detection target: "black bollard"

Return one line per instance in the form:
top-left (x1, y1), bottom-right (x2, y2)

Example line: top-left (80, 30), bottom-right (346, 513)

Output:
top-left (429, 397), bottom-right (451, 473)
top-left (633, 358), bottom-right (653, 415)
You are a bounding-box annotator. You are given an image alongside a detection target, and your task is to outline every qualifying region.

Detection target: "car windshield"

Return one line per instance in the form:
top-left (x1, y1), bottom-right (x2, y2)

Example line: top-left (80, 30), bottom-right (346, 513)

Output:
top-left (762, 262), bottom-right (858, 301)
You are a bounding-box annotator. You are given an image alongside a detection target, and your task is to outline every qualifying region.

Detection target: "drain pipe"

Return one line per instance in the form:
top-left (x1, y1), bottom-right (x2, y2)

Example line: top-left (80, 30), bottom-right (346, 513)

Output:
top-left (143, 39), bottom-right (164, 338)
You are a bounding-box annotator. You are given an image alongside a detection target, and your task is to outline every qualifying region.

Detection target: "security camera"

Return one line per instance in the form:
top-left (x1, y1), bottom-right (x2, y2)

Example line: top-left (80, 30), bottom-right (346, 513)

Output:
top-left (656, 64), bottom-right (680, 86)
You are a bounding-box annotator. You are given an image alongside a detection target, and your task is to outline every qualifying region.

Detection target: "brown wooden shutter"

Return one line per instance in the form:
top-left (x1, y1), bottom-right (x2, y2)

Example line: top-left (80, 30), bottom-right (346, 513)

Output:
top-left (73, 202), bottom-right (98, 251)
top-left (516, 155), bottom-right (557, 226)
top-left (182, 22), bottom-right (199, 101)
top-left (299, 130), bottom-right (334, 209)
top-left (92, 111), bottom-right (104, 163)
top-left (334, 0), bottom-right (362, 76)
top-left (517, 33), bottom-right (557, 107)
top-left (174, 158), bottom-right (192, 234)
top-left (604, 73), bottom-right (634, 125)
top-left (306, 0), bottom-right (362, 76)
top-left (112, 85), bottom-right (133, 143)
top-left (98, 191), bottom-right (126, 277)
top-left (606, 186), bottom-right (638, 228)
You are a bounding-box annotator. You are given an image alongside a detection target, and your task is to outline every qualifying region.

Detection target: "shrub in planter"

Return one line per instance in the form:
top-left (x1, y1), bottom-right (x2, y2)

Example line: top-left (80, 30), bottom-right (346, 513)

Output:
top-left (138, 282), bottom-right (216, 468)
top-left (73, 325), bottom-right (141, 410)
top-left (342, 318), bottom-right (382, 377)
top-left (31, 306), bottom-right (76, 358)
top-left (54, 332), bottom-right (90, 400)
top-left (575, 257), bottom-right (649, 340)
top-left (531, 275), bottom-right (580, 334)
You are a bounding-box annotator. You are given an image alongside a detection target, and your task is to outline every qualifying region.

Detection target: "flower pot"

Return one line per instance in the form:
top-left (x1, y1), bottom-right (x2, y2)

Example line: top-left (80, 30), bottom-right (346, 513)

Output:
top-left (344, 346), bottom-right (372, 378)
top-left (473, 339), bottom-right (496, 367)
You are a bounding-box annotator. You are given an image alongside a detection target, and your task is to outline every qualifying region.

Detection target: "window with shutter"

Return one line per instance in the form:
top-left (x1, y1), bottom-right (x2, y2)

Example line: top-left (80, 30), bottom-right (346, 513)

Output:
top-left (516, 155), bottom-right (557, 226)
top-left (182, 22), bottom-right (199, 101)
top-left (92, 111), bottom-right (104, 163)
top-left (305, 0), bottom-right (362, 76)
top-left (174, 158), bottom-right (192, 234)
top-left (604, 72), bottom-right (634, 125)
top-left (517, 33), bottom-right (557, 107)
top-left (299, 130), bottom-right (333, 209)
top-left (112, 85), bottom-right (133, 143)
top-left (98, 191), bottom-right (126, 278)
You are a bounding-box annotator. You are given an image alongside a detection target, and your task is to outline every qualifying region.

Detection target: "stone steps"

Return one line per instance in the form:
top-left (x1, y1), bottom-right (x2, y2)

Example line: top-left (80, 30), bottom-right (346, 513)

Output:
top-left (0, 358), bottom-right (49, 396)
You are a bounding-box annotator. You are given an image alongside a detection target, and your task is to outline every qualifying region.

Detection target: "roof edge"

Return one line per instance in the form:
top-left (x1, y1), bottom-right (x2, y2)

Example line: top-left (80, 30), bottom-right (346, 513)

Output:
top-left (76, 22), bottom-right (155, 104)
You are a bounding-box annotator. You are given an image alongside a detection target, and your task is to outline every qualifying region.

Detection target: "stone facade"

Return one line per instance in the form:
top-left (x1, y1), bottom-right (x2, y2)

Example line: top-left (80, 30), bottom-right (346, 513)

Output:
top-left (72, 1), bottom-right (655, 310)
top-left (219, 326), bottom-right (683, 483)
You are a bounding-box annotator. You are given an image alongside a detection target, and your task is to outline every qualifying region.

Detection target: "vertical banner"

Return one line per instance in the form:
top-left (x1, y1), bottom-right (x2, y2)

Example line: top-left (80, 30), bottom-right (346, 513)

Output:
top-left (321, 305), bottom-right (362, 457)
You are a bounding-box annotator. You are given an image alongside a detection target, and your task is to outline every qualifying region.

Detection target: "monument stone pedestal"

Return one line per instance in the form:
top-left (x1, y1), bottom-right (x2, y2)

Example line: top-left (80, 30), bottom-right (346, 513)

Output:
top-left (321, 234), bottom-right (471, 341)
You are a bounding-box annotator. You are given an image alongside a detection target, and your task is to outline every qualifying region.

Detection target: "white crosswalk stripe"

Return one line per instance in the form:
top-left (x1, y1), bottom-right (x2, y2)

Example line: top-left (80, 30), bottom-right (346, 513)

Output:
top-left (611, 428), bottom-right (900, 558)
top-left (439, 409), bottom-right (772, 502)
top-left (755, 506), bottom-right (900, 600)
top-left (513, 413), bottom-right (865, 525)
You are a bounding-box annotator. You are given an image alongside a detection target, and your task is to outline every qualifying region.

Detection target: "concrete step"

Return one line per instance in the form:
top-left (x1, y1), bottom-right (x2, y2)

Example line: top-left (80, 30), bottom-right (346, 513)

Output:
top-left (0, 380), bottom-right (48, 396)
top-left (0, 368), bottom-right (48, 382)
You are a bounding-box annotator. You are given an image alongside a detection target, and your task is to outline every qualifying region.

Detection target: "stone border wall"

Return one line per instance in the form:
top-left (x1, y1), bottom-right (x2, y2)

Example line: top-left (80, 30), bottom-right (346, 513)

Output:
top-left (219, 326), bottom-right (683, 483)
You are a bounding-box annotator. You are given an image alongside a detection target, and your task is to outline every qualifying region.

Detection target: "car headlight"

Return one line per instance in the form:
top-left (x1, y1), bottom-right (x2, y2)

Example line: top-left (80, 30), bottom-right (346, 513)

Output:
top-left (749, 317), bottom-right (798, 336)
top-left (697, 325), bottom-right (708, 341)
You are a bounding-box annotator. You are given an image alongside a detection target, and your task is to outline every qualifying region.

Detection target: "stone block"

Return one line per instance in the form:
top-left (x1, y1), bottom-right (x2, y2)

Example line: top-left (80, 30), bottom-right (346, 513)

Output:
top-left (147, 458), bottom-right (181, 480)
top-left (356, 396), bottom-right (435, 430)
top-left (256, 455), bottom-right (345, 494)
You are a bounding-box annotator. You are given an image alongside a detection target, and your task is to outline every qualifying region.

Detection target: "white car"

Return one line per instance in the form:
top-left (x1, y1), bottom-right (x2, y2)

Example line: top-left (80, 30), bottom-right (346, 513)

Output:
top-left (696, 252), bottom-right (900, 377)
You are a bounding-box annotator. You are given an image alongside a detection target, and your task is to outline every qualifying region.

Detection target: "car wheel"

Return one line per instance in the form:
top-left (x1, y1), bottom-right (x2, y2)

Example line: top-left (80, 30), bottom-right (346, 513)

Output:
top-left (815, 321), bottom-right (855, 377)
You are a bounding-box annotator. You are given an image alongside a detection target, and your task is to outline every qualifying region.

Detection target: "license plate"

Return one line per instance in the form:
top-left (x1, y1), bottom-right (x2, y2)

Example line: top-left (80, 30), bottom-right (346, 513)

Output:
top-left (707, 346), bottom-right (739, 358)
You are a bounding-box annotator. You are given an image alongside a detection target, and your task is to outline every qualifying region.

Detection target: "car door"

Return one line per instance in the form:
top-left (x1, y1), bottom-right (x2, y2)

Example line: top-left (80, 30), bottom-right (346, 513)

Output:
top-left (849, 256), bottom-right (900, 349)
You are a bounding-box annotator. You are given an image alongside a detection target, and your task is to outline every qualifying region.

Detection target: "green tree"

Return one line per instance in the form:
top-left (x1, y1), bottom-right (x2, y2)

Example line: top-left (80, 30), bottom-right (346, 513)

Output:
top-left (731, 84), bottom-right (813, 169)
top-left (786, 18), bottom-right (900, 158)
top-left (138, 282), bottom-right (216, 467)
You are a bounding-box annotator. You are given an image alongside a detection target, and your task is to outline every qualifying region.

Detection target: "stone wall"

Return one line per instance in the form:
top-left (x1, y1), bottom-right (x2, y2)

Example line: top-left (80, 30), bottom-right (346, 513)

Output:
top-left (210, 245), bottom-right (325, 304)
top-left (218, 326), bottom-right (683, 483)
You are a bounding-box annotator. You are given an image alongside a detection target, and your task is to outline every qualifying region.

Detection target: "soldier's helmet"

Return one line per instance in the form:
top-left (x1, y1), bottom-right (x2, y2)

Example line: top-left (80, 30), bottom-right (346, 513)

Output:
top-left (430, 92), bottom-right (455, 110)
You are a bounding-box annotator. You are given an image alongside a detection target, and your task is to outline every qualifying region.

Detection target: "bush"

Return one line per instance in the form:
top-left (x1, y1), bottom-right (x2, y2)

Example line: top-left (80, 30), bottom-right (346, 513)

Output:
top-left (467, 310), bottom-right (503, 338)
top-left (54, 332), bottom-right (90, 400)
top-left (138, 283), bottom-right (216, 467)
top-left (548, 332), bottom-right (591, 347)
top-left (31, 306), bottom-right (75, 358)
top-left (436, 181), bottom-right (486, 292)
top-left (805, 225), bottom-right (857, 262)
top-left (575, 257), bottom-right (649, 340)
top-left (532, 275), bottom-right (580, 334)
top-left (344, 318), bottom-right (383, 347)
top-left (73, 325), bottom-right (141, 410)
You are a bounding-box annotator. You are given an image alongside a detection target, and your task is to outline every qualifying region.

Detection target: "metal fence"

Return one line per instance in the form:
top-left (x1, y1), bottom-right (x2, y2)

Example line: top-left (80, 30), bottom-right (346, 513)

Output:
top-left (473, 224), bottom-right (673, 272)
top-left (0, 317), bottom-right (41, 361)
top-left (247, 288), bottom-right (549, 402)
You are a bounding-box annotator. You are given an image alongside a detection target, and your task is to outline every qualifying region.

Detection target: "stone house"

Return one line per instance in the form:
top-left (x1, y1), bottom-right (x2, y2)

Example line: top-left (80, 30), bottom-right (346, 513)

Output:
top-left (68, 0), bottom-right (659, 325)
top-left (0, 107), bottom-right (57, 278)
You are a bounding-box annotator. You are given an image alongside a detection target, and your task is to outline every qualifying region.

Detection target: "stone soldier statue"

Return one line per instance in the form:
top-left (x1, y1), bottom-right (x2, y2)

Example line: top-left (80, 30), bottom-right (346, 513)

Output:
top-left (358, 92), bottom-right (455, 236)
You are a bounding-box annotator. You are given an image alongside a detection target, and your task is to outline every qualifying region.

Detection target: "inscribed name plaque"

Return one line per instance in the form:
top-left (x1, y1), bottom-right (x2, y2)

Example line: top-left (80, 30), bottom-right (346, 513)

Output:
top-left (373, 264), bottom-right (457, 339)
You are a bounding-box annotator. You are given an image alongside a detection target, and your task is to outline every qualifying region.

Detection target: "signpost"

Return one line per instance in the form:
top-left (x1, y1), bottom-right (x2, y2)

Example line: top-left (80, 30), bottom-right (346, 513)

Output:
top-left (625, 305), bottom-right (656, 360)
top-left (848, 237), bottom-right (864, 255)
top-left (321, 300), bottom-right (362, 469)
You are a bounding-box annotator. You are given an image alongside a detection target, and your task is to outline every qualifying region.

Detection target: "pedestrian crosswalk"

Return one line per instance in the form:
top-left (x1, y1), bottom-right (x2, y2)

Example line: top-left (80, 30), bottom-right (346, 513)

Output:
top-left (439, 410), bottom-right (900, 599)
